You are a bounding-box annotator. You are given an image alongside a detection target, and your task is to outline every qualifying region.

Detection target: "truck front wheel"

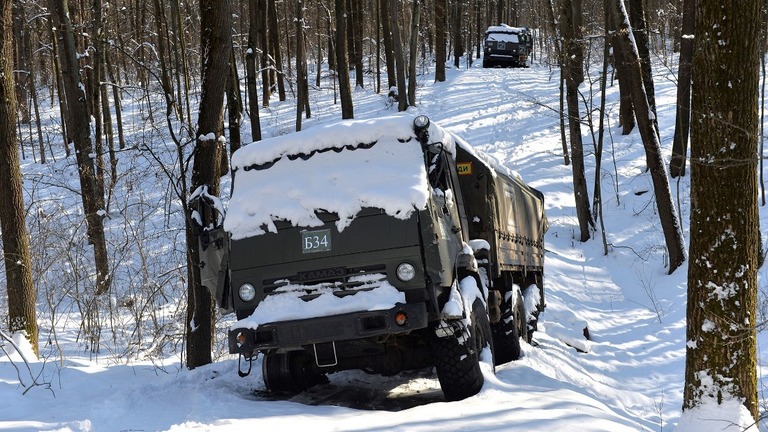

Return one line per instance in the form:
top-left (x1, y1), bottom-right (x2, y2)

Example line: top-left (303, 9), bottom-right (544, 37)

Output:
top-left (262, 350), bottom-right (326, 393)
top-left (431, 297), bottom-right (492, 401)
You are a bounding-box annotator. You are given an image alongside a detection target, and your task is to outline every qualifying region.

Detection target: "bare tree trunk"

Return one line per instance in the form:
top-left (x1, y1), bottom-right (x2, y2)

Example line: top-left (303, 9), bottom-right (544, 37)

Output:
top-left (186, 0), bottom-right (231, 370)
top-left (246, 0), bottom-right (262, 141)
top-left (268, 0), bottom-right (286, 101)
top-left (335, 0), bottom-right (354, 118)
top-left (608, 8), bottom-right (635, 134)
top-left (49, 0), bottom-right (111, 294)
top-left (560, 0), bottom-right (592, 242)
top-left (0, 0), bottom-right (38, 356)
top-left (545, 0), bottom-right (570, 165)
top-left (28, 64), bottom-right (46, 164)
top-left (259, 0), bottom-right (271, 107)
top-left (101, 61), bottom-right (116, 207)
top-left (88, 0), bottom-right (106, 196)
top-left (610, 0), bottom-right (686, 274)
top-left (296, 0), bottom-right (308, 130)
top-left (170, 0), bottom-right (193, 129)
top-left (227, 47), bottom-right (243, 155)
top-left (390, 0), bottom-right (408, 111)
top-left (50, 25), bottom-right (70, 157)
top-left (595, 0), bottom-right (611, 255)
top-left (104, 52), bottom-right (126, 150)
top-left (452, 1), bottom-right (463, 68)
top-left (628, 0), bottom-right (658, 135)
top-left (12, 1), bottom-right (30, 124)
top-left (669, 0), bottom-right (695, 177)
top-left (381, 0), bottom-right (396, 90)
top-left (350, 0), bottom-right (364, 88)
top-left (684, 0), bottom-right (760, 420)
top-left (435, 0), bottom-right (447, 82)
top-left (407, 0), bottom-right (420, 106)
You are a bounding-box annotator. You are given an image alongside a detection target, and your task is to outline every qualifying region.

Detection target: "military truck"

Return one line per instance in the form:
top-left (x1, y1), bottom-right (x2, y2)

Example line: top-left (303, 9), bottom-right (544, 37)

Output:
top-left (483, 24), bottom-right (533, 68)
top-left (192, 115), bottom-right (547, 401)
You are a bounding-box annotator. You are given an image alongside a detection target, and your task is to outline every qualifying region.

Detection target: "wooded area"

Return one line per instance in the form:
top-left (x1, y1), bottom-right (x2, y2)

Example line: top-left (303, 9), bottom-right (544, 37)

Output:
top-left (1, 0), bottom-right (765, 424)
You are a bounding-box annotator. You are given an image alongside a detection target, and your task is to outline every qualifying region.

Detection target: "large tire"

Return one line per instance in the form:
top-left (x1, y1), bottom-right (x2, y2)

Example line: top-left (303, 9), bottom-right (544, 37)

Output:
top-left (262, 350), bottom-right (326, 393)
top-left (431, 297), bottom-right (493, 401)
top-left (491, 288), bottom-right (526, 365)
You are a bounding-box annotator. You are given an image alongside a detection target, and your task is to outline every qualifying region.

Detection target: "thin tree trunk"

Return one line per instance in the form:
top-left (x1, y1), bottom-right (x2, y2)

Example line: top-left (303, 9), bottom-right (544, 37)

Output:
top-left (170, 0), bottom-right (193, 130)
top-left (610, 0), bottom-right (686, 274)
top-left (268, 0), bottom-right (286, 101)
top-left (50, 25), bottom-right (70, 157)
top-left (561, 0), bottom-right (592, 242)
top-left (259, 0), bottom-right (271, 107)
top-left (12, 1), bottom-right (30, 124)
top-left (435, 0), bottom-right (447, 82)
top-left (101, 62), bottom-right (116, 209)
top-left (89, 0), bottom-right (105, 196)
top-left (335, 0), bottom-right (354, 118)
top-left (381, 0), bottom-right (396, 90)
top-left (407, 0), bottom-right (420, 106)
top-left (246, 0), bottom-right (262, 141)
top-left (28, 65), bottom-right (45, 164)
top-left (545, 0), bottom-right (570, 165)
top-left (351, 0), bottom-right (364, 88)
top-left (628, 0), bottom-right (658, 135)
top-left (608, 8), bottom-right (635, 134)
top-left (390, 0), bottom-right (408, 111)
top-left (595, 1), bottom-right (610, 255)
top-left (227, 47), bottom-right (243, 155)
top-left (669, 0), bottom-right (695, 177)
top-left (49, 0), bottom-right (111, 294)
top-left (105, 51), bottom-right (126, 150)
top-left (375, 0), bottom-right (381, 92)
top-left (296, 0), bottom-right (307, 131)
top-left (452, 2), bottom-right (463, 68)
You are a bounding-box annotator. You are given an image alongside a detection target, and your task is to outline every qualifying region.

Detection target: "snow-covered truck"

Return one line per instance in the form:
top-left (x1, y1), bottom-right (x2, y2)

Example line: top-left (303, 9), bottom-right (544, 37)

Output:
top-left (483, 24), bottom-right (533, 68)
top-left (192, 114), bottom-right (548, 401)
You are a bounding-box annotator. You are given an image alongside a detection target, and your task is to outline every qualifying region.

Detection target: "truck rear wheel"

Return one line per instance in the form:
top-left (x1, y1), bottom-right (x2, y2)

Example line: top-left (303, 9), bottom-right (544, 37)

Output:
top-left (431, 297), bottom-right (492, 401)
top-left (491, 288), bottom-right (526, 365)
top-left (262, 350), bottom-right (326, 393)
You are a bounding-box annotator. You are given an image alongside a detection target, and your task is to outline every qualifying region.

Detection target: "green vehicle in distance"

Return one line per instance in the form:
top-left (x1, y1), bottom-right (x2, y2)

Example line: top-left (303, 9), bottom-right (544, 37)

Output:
top-left (192, 115), bottom-right (547, 401)
top-left (483, 24), bottom-right (534, 68)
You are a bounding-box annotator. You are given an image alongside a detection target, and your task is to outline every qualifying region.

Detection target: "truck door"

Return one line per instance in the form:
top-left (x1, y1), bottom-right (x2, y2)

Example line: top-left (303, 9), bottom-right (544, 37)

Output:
top-left (427, 150), bottom-right (465, 285)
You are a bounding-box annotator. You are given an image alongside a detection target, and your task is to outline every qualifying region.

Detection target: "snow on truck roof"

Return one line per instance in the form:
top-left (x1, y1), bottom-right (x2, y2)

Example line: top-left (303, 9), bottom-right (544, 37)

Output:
top-left (485, 24), bottom-right (529, 34)
top-left (224, 114), bottom-right (515, 240)
top-left (225, 115), bottom-right (441, 240)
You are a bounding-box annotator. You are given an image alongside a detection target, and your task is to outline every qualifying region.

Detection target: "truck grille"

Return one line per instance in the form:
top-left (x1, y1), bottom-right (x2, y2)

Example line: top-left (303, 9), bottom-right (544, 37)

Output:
top-left (262, 264), bottom-right (388, 297)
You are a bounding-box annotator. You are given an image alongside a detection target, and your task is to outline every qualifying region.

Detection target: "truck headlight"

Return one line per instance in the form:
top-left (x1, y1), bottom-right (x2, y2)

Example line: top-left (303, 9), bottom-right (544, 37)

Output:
top-left (239, 283), bottom-right (256, 302)
top-left (396, 263), bottom-right (416, 282)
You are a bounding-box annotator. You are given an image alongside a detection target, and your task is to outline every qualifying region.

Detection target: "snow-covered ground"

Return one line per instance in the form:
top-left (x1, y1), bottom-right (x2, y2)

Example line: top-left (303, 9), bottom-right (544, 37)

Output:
top-left (2, 57), bottom-right (768, 431)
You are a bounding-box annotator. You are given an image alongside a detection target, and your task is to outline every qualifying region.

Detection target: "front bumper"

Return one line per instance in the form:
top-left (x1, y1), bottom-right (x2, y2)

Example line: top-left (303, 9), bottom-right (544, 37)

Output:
top-left (228, 302), bottom-right (429, 354)
top-left (487, 53), bottom-right (528, 64)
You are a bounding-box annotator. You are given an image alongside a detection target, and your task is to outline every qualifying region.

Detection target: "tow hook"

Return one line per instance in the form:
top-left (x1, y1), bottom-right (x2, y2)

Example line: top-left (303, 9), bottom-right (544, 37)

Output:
top-left (237, 352), bottom-right (255, 377)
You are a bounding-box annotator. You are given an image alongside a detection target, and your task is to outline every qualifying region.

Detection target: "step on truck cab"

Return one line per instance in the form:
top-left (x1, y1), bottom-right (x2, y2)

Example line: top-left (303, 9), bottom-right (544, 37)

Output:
top-left (191, 114), bottom-right (548, 401)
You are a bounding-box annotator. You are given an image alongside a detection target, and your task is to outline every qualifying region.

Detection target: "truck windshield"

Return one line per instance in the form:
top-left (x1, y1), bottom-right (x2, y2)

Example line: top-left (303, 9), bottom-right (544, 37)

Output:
top-left (487, 32), bottom-right (520, 43)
